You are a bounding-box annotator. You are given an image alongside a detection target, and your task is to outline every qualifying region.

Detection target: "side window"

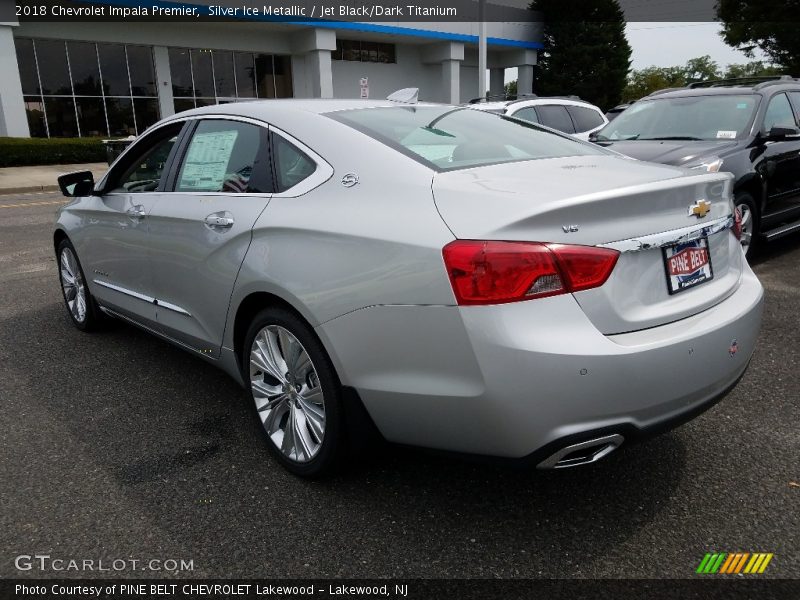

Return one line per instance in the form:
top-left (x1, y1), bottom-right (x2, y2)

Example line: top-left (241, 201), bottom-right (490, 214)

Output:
top-left (272, 133), bottom-right (317, 192)
top-left (763, 93), bottom-right (797, 132)
top-left (566, 105), bottom-right (605, 132)
top-left (788, 92), bottom-right (800, 123)
top-left (512, 107), bottom-right (540, 124)
top-left (535, 105), bottom-right (576, 134)
top-left (176, 120), bottom-right (270, 193)
top-left (111, 124), bottom-right (183, 193)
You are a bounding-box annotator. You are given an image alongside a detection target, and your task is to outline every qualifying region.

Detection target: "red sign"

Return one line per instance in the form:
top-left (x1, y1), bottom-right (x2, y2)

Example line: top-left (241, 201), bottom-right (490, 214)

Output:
top-left (667, 246), bottom-right (709, 276)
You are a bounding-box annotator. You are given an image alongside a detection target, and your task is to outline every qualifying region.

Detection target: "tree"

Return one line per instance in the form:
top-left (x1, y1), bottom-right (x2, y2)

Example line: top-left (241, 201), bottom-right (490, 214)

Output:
top-left (620, 56), bottom-right (784, 102)
top-left (530, 0), bottom-right (631, 110)
top-left (717, 0), bottom-right (800, 74)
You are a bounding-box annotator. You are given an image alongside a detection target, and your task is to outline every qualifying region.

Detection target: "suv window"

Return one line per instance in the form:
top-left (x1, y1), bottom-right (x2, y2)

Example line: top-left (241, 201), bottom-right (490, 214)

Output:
top-left (110, 123), bottom-right (183, 193)
top-left (272, 133), bottom-right (317, 192)
top-left (789, 92), bottom-right (800, 120)
top-left (176, 119), bottom-right (270, 193)
top-left (512, 107), bottom-right (540, 124)
top-left (535, 105), bottom-right (576, 134)
top-left (763, 93), bottom-right (797, 132)
top-left (566, 105), bottom-right (605, 132)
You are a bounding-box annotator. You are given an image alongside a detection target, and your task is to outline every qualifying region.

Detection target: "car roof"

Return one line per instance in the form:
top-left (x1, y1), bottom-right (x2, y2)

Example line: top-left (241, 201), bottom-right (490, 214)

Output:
top-left (165, 98), bottom-right (446, 121)
top-left (644, 83), bottom-right (800, 101)
top-left (472, 97), bottom-right (602, 111)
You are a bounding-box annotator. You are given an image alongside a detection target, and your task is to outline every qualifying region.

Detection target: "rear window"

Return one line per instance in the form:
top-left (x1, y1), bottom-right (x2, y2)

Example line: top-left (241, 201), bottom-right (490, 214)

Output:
top-left (566, 105), bottom-right (605, 132)
top-left (535, 105), bottom-right (576, 133)
top-left (328, 106), bottom-right (603, 171)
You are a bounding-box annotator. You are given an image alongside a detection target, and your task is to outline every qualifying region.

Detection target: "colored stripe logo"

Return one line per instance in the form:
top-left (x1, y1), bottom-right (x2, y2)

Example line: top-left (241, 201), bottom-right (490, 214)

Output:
top-left (696, 552), bottom-right (774, 574)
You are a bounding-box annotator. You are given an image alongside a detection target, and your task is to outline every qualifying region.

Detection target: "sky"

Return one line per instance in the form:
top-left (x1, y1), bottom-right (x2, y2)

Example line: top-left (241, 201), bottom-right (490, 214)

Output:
top-left (626, 22), bottom-right (766, 70)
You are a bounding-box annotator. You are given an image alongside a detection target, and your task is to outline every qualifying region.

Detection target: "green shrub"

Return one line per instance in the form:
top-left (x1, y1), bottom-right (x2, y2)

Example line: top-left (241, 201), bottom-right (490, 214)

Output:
top-left (0, 137), bottom-right (109, 167)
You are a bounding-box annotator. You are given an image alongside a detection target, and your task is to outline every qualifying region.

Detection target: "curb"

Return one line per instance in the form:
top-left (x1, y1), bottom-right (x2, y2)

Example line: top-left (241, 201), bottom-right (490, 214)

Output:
top-left (0, 185), bottom-right (60, 195)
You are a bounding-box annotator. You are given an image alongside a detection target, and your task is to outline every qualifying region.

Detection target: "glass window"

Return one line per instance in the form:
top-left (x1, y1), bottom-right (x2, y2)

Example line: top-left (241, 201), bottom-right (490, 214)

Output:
top-left (24, 97), bottom-right (47, 137)
top-left (255, 54), bottom-right (275, 98)
top-left (535, 105), bottom-right (576, 133)
top-left (36, 40), bottom-right (72, 95)
top-left (98, 43), bottom-right (131, 96)
top-left (68, 41), bottom-right (101, 96)
top-left (330, 106), bottom-right (604, 171)
top-left (332, 39), bottom-right (396, 63)
top-left (790, 92), bottom-right (800, 119)
top-left (113, 125), bottom-right (182, 192)
top-left (234, 52), bottom-right (256, 98)
top-left (176, 120), bottom-right (268, 193)
top-left (174, 98), bottom-right (196, 113)
top-left (213, 51), bottom-right (236, 98)
top-left (126, 45), bottom-right (157, 97)
top-left (191, 49), bottom-right (214, 98)
top-left (44, 97), bottom-right (78, 137)
top-left (105, 98), bottom-right (136, 136)
top-left (763, 93), bottom-right (797, 131)
top-left (15, 39), bottom-right (40, 95)
top-left (169, 48), bottom-right (194, 98)
top-left (272, 134), bottom-right (317, 192)
top-left (566, 105), bottom-right (605, 132)
top-left (596, 94), bottom-right (759, 142)
top-left (512, 107), bottom-right (539, 124)
top-left (76, 97), bottom-right (107, 137)
top-left (134, 98), bottom-right (160, 133)
top-left (274, 56), bottom-right (292, 98)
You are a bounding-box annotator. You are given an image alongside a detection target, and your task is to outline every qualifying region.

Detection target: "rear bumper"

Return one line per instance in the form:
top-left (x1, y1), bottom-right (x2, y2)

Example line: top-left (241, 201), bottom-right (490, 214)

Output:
top-left (317, 263), bottom-right (764, 460)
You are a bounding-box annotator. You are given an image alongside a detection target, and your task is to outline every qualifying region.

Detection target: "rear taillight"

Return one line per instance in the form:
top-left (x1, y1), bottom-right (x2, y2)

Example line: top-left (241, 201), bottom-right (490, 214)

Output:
top-left (733, 207), bottom-right (743, 241)
top-left (442, 240), bottom-right (619, 306)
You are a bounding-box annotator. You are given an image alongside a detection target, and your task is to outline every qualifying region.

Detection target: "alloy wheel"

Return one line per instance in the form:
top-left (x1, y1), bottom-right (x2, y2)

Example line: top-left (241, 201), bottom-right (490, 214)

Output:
top-left (249, 325), bottom-right (326, 463)
top-left (736, 202), bottom-right (753, 255)
top-left (60, 247), bottom-right (87, 323)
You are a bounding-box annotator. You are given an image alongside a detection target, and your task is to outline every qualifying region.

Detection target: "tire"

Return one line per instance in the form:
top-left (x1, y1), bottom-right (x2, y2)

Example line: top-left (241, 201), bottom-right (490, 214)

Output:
top-left (243, 307), bottom-right (343, 477)
top-left (56, 239), bottom-right (104, 331)
top-left (734, 193), bottom-right (759, 259)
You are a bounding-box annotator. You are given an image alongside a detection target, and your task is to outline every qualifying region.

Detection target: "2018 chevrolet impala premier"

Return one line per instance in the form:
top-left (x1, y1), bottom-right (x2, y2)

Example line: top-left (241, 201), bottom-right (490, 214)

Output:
top-left (54, 93), bottom-right (764, 477)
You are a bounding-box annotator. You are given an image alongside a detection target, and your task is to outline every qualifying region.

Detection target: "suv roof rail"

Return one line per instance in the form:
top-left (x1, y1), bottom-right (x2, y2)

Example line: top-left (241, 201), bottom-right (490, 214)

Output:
top-left (753, 76), bottom-right (799, 90)
top-left (467, 93), bottom-right (538, 104)
top-left (687, 75), bottom-right (794, 89)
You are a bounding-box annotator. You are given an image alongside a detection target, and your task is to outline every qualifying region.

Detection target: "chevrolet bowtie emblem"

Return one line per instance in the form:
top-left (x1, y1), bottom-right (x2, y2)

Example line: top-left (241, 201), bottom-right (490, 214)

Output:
top-left (689, 199), bottom-right (712, 218)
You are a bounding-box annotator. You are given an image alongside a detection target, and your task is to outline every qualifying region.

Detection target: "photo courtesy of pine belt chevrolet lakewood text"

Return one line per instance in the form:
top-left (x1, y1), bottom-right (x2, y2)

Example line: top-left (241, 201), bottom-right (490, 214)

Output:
top-left (54, 89), bottom-right (764, 477)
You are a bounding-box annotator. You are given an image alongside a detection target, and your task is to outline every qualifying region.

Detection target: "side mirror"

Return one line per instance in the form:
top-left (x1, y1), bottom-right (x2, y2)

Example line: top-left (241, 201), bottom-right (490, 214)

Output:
top-left (764, 126), bottom-right (800, 142)
top-left (588, 131), bottom-right (599, 142)
top-left (57, 170), bottom-right (95, 197)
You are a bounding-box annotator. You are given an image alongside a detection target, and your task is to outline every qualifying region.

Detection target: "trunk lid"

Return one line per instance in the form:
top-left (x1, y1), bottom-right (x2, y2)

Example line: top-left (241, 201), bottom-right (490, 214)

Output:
top-left (432, 154), bottom-right (741, 334)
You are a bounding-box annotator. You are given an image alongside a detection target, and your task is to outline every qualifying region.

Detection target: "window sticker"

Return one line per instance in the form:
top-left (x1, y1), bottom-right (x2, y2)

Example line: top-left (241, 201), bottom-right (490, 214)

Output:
top-left (716, 130), bottom-right (737, 139)
top-left (178, 130), bottom-right (239, 191)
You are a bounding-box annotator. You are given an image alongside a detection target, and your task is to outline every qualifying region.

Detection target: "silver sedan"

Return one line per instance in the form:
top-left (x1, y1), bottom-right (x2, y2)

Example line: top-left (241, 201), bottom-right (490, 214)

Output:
top-left (54, 94), bottom-right (764, 476)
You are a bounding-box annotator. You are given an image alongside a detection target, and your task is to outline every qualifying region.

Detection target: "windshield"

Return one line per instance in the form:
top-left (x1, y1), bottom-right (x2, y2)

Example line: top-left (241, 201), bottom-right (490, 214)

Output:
top-left (596, 94), bottom-right (759, 142)
top-left (328, 106), bottom-right (605, 171)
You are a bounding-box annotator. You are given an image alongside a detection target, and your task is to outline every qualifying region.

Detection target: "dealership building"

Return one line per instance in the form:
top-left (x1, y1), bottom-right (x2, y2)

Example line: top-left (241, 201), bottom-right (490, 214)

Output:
top-left (0, 4), bottom-right (541, 138)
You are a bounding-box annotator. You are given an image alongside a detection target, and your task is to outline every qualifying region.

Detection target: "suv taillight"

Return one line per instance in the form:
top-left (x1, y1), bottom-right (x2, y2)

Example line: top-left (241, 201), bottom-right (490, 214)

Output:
top-left (442, 240), bottom-right (619, 306)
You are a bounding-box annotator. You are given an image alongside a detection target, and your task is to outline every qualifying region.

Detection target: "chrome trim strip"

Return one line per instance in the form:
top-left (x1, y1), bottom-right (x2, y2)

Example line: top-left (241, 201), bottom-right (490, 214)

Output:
top-left (157, 299), bottom-right (192, 317)
top-left (600, 215), bottom-right (734, 253)
top-left (93, 279), bottom-right (192, 316)
top-left (93, 279), bottom-right (154, 303)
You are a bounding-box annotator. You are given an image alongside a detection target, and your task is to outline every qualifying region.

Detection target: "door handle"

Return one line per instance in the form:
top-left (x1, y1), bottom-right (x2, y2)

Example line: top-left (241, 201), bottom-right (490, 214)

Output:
top-left (204, 214), bottom-right (235, 229)
top-left (126, 205), bottom-right (146, 219)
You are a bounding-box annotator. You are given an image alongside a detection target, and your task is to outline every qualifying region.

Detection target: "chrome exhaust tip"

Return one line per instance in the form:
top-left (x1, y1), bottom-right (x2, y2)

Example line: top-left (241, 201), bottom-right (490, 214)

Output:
top-left (536, 434), bottom-right (624, 469)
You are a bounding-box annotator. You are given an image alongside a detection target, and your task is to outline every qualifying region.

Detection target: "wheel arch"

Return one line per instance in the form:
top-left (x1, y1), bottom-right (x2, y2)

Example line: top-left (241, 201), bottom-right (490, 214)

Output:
top-left (53, 228), bottom-right (69, 253)
top-left (733, 173), bottom-right (765, 214)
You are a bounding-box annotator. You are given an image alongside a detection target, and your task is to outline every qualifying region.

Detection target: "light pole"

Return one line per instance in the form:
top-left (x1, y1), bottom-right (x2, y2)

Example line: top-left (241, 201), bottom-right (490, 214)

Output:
top-left (478, 0), bottom-right (487, 99)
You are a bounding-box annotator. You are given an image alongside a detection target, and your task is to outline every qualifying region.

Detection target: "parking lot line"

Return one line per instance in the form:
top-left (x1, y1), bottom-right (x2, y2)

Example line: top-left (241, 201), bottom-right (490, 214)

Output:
top-left (0, 199), bottom-right (68, 209)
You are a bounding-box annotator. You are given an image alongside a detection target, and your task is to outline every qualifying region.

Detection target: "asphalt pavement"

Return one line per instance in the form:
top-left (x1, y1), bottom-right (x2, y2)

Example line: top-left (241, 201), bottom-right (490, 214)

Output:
top-left (0, 192), bottom-right (798, 579)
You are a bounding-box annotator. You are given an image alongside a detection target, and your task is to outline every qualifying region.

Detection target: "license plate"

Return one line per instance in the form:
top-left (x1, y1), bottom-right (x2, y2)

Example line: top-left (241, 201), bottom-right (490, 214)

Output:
top-left (663, 237), bottom-right (713, 294)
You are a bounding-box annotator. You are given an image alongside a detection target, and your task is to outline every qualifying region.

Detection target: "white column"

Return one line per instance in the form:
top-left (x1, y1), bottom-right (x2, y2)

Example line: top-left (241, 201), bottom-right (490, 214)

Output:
top-left (0, 25), bottom-right (30, 137)
top-left (442, 59), bottom-right (460, 104)
top-left (517, 65), bottom-right (534, 96)
top-left (477, 0), bottom-right (487, 99)
top-left (152, 46), bottom-right (174, 118)
top-left (489, 68), bottom-right (505, 97)
top-left (307, 49), bottom-right (333, 98)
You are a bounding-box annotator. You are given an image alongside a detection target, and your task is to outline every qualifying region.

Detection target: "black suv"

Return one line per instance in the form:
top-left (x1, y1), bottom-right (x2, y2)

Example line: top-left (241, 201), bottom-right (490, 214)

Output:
top-left (592, 76), bottom-right (800, 257)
